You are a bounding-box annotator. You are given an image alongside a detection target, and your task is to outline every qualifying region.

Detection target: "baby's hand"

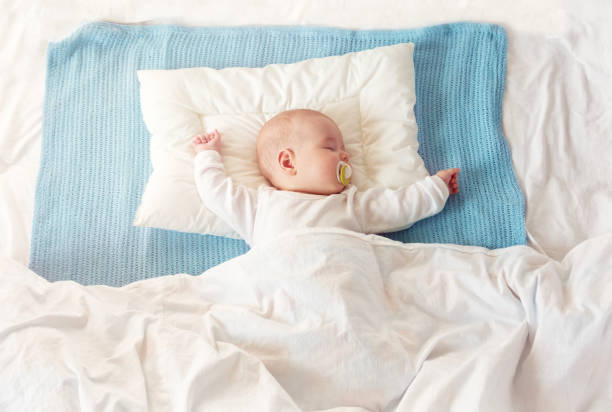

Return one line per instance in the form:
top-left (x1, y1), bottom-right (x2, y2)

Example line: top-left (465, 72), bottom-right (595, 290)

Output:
top-left (191, 129), bottom-right (222, 153)
top-left (435, 168), bottom-right (460, 195)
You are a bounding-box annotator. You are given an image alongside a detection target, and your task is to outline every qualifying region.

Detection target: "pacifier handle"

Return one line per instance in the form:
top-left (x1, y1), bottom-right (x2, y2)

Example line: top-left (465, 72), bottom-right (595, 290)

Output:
top-left (337, 161), bottom-right (352, 186)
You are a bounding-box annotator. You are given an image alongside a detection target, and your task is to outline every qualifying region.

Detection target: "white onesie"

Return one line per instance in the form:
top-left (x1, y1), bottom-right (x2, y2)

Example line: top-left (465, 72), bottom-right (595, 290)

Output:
top-left (194, 151), bottom-right (449, 247)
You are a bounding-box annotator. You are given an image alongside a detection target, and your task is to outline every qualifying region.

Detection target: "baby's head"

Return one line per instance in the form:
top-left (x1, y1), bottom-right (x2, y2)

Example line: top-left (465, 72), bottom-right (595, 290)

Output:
top-left (256, 109), bottom-right (351, 195)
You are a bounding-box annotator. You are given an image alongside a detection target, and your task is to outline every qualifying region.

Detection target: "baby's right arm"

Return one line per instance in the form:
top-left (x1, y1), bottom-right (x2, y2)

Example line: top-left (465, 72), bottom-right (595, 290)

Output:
top-left (191, 131), bottom-right (257, 244)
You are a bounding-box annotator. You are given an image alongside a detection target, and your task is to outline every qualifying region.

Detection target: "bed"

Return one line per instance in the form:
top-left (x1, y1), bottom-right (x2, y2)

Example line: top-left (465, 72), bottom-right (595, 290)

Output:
top-left (1, 1), bottom-right (612, 410)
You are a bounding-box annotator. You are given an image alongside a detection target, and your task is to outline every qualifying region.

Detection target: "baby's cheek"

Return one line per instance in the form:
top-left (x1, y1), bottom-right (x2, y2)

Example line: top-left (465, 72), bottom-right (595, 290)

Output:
top-left (322, 160), bottom-right (334, 179)
top-left (327, 161), bottom-right (342, 188)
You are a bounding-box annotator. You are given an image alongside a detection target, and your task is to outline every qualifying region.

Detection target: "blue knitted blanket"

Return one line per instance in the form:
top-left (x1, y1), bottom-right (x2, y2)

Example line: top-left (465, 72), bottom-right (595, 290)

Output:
top-left (30, 22), bottom-right (525, 286)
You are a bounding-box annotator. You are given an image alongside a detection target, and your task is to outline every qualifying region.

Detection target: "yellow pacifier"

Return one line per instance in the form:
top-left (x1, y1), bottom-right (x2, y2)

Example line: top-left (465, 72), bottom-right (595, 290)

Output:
top-left (336, 161), bottom-right (352, 186)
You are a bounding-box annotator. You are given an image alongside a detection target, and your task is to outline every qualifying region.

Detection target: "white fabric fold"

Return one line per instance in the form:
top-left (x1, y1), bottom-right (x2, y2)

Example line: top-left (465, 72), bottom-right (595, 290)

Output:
top-left (2, 230), bottom-right (611, 410)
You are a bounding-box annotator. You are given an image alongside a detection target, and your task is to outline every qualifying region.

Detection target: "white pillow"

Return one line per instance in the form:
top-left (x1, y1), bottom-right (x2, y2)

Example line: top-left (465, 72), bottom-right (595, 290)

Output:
top-left (134, 42), bottom-right (428, 239)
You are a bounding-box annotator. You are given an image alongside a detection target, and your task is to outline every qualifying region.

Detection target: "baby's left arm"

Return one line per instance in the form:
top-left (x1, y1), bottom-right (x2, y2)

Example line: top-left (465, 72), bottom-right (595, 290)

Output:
top-left (353, 174), bottom-right (452, 234)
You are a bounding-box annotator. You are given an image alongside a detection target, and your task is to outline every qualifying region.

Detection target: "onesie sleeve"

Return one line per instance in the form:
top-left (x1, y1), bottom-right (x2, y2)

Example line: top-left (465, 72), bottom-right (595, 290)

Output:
top-left (193, 150), bottom-right (257, 243)
top-left (353, 175), bottom-right (449, 233)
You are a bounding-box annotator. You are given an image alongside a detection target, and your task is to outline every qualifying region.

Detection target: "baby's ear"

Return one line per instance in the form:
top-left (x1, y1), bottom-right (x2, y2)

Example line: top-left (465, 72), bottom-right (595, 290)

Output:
top-left (278, 149), bottom-right (297, 175)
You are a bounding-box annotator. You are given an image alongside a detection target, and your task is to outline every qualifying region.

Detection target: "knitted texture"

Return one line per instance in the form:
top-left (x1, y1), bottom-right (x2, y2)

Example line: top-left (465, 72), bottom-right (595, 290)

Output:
top-left (30, 22), bottom-right (525, 286)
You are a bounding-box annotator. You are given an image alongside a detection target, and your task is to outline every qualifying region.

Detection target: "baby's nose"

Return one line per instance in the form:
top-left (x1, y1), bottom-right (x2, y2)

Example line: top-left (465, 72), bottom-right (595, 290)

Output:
top-left (340, 151), bottom-right (350, 162)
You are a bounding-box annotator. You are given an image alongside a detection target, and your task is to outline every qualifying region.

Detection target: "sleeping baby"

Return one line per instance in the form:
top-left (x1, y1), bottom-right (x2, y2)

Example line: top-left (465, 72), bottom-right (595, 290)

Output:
top-left (191, 109), bottom-right (459, 247)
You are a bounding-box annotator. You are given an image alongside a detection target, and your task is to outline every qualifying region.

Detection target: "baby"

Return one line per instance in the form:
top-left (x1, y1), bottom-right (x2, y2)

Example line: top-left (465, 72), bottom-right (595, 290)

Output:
top-left (191, 109), bottom-right (459, 247)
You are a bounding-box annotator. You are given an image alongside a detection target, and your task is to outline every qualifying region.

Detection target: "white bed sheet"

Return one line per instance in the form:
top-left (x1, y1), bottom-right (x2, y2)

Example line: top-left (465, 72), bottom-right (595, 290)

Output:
top-left (2, 0), bottom-right (612, 264)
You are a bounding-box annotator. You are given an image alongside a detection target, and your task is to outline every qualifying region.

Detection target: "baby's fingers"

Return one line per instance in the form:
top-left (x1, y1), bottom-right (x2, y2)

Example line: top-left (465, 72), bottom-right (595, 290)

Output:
top-left (208, 129), bottom-right (220, 140)
top-left (451, 180), bottom-right (459, 194)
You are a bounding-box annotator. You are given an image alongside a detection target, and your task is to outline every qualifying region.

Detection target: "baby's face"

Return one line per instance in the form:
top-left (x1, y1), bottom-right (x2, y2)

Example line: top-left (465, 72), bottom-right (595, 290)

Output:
top-left (292, 114), bottom-right (351, 195)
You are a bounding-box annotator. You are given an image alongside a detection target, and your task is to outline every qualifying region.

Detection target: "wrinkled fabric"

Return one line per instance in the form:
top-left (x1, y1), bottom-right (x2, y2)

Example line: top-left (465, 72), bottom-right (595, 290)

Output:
top-left (2, 229), bottom-right (611, 411)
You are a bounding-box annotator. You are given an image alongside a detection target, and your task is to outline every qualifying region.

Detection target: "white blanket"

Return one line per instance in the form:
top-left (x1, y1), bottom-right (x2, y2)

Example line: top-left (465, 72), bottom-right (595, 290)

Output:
top-left (2, 229), bottom-right (611, 411)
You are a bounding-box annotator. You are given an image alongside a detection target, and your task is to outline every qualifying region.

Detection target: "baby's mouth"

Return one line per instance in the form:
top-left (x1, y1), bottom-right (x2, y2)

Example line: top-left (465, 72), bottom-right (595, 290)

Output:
top-left (336, 161), bottom-right (352, 186)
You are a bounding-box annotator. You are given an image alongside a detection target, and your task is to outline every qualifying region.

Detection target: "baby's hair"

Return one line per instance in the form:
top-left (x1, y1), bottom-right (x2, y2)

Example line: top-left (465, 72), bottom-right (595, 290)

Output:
top-left (256, 109), bottom-right (332, 186)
